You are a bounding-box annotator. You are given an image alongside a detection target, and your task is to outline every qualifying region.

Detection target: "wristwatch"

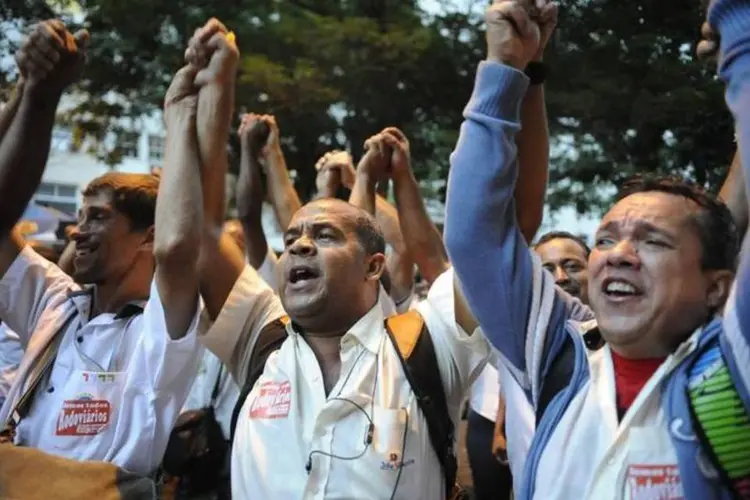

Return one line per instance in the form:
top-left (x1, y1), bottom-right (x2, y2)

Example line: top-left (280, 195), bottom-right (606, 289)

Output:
top-left (524, 61), bottom-right (547, 85)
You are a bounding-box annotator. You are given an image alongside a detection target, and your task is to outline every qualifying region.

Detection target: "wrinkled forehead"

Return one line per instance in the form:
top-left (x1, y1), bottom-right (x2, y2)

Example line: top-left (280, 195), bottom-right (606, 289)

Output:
top-left (598, 192), bottom-right (698, 234)
top-left (288, 201), bottom-right (358, 233)
top-left (536, 238), bottom-right (588, 263)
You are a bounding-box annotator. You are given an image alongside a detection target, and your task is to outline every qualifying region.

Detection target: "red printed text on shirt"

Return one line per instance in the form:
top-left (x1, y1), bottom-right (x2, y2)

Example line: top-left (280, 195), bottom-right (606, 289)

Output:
top-left (56, 399), bottom-right (111, 436)
top-left (628, 464), bottom-right (683, 500)
top-left (249, 381), bottom-right (292, 419)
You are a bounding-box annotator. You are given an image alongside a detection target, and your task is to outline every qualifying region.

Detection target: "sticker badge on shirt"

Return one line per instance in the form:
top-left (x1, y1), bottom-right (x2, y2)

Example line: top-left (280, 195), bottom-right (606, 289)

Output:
top-left (249, 381), bottom-right (291, 419)
top-left (627, 464), bottom-right (683, 500)
top-left (56, 394), bottom-right (112, 436)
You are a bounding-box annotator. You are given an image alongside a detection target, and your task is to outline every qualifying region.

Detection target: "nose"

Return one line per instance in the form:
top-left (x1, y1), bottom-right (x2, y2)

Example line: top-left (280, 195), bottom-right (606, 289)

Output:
top-left (69, 224), bottom-right (85, 243)
top-left (605, 238), bottom-right (641, 269)
top-left (553, 266), bottom-right (569, 284)
top-left (289, 234), bottom-right (317, 257)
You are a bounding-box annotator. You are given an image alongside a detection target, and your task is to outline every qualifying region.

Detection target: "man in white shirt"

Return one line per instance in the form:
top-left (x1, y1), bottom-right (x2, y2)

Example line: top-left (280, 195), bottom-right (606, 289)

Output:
top-left (200, 194), bottom-right (489, 498)
top-left (0, 22), bottom-right (206, 475)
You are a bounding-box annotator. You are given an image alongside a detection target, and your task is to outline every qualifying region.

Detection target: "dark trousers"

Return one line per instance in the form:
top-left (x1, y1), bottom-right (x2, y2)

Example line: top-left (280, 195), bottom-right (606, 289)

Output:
top-left (466, 409), bottom-right (513, 500)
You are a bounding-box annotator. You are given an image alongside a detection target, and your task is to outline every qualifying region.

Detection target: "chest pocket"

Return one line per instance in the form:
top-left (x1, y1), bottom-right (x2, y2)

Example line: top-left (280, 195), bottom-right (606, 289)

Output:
top-left (49, 370), bottom-right (126, 454)
top-left (325, 404), bottom-right (418, 499)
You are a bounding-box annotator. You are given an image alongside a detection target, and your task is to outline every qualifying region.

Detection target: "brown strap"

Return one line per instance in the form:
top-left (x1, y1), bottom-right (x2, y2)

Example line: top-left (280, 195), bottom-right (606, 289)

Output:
top-left (385, 310), bottom-right (424, 359)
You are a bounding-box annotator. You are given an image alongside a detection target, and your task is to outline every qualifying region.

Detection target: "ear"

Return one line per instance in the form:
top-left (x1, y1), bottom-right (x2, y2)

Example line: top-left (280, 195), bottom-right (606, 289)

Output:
top-left (705, 269), bottom-right (734, 311)
top-left (138, 225), bottom-right (155, 253)
top-left (364, 252), bottom-right (386, 283)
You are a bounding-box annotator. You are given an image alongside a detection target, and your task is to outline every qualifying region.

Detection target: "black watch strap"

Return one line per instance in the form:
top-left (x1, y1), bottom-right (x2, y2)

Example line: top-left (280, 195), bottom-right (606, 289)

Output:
top-left (524, 61), bottom-right (547, 85)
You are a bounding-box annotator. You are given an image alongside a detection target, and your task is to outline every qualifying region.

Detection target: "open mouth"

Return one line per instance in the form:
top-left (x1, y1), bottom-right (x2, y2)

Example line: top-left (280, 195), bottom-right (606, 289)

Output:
top-left (288, 265), bottom-right (320, 286)
top-left (602, 278), bottom-right (643, 299)
top-left (75, 243), bottom-right (98, 258)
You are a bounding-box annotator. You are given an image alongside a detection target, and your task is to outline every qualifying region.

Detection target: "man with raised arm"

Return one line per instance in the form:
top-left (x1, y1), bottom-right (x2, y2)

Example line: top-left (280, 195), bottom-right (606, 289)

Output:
top-left (445, 0), bottom-right (750, 498)
top-left (0, 21), bottom-right (205, 475)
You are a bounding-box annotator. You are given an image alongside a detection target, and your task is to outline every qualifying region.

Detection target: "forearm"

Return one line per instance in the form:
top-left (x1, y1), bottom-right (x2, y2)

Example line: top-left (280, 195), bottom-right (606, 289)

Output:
top-left (719, 151), bottom-right (748, 237)
top-left (349, 171), bottom-right (377, 216)
top-left (444, 62), bottom-right (536, 369)
top-left (515, 84), bottom-right (549, 242)
top-left (0, 88), bottom-right (61, 235)
top-left (196, 82), bottom-right (234, 228)
top-left (0, 79), bottom-right (25, 141)
top-left (155, 119), bottom-right (203, 272)
top-left (264, 148), bottom-right (301, 230)
top-left (237, 152), bottom-right (269, 269)
top-left (392, 170), bottom-right (450, 284)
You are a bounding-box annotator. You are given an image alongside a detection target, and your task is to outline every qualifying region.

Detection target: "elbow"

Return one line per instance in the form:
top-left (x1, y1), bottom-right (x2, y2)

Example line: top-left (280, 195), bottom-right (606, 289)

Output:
top-left (154, 229), bottom-right (202, 271)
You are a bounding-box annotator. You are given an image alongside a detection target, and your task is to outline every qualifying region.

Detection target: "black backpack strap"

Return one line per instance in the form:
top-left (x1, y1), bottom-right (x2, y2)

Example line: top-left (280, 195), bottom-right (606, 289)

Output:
top-left (536, 325), bottom-right (604, 422)
top-left (230, 316), bottom-right (289, 440)
top-left (385, 311), bottom-right (457, 498)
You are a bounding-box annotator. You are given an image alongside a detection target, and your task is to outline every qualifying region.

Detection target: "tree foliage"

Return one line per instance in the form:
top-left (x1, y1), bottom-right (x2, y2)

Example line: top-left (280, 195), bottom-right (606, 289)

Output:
top-left (0, 0), bottom-right (734, 214)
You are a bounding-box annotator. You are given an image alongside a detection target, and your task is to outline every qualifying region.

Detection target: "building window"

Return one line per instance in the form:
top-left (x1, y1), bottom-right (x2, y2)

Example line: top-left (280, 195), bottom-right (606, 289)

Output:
top-left (119, 132), bottom-right (139, 158)
top-left (148, 135), bottom-right (165, 161)
top-left (34, 182), bottom-right (79, 216)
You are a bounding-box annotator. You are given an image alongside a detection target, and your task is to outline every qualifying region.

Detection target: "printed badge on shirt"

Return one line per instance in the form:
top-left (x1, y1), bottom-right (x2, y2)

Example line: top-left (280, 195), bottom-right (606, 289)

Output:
top-left (627, 464), bottom-right (683, 500)
top-left (56, 393), bottom-right (112, 436)
top-left (249, 380), bottom-right (291, 419)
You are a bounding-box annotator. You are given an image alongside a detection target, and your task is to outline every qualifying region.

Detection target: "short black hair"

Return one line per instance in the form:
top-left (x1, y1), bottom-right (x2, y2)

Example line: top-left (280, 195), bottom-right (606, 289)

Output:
top-left (616, 175), bottom-right (738, 272)
top-left (83, 172), bottom-right (159, 231)
top-left (352, 211), bottom-right (386, 256)
top-left (535, 231), bottom-right (591, 258)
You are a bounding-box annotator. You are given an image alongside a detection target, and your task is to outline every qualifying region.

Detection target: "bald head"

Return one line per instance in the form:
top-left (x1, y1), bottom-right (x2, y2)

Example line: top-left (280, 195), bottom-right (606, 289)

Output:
top-left (296, 199), bottom-right (385, 256)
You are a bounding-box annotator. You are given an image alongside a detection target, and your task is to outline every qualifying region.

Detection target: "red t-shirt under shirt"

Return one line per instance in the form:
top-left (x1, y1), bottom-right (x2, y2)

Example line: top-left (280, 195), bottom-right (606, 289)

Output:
top-left (610, 350), bottom-right (666, 419)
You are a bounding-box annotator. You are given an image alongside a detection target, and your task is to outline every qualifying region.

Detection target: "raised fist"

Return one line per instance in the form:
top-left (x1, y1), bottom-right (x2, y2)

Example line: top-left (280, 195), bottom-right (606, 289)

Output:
top-left (238, 113), bottom-right (279, 159)
top-left (16, 20), bottom-right (89, 93)
top-left (696, 22), bottom-right (719, 63)
top-left (164, 65), bottom-right (199, 126)
top-left (315, 150), bottom-right (356, 189)
top-left (357, 133), bottom-right (393, 183)
top-left (534, 0), bottom-right (558, 61)
top-left (378, 127), bottom-right (411, 178)
top-left (185, 18), bottom-right (239, 87)
top-left (485, 0), bottom-right (541, 70)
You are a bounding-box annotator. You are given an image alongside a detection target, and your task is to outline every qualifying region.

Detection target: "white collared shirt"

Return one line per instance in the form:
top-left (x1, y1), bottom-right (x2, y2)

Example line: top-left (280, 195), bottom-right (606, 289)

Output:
top-left (533, 338), bottom-right (699, 500)
top-left (0, 324), bottom-right (22, 404)
top-left (184, 349), bottom-right (240, 439)
top-left (0, 246), bottom-right (203, 475)
top-left (201, 265), bottom-right (489, 499)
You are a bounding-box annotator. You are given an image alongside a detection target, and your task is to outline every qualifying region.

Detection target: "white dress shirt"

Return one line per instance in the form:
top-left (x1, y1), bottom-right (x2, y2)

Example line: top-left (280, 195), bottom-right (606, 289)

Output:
top-left (0, 246), bottom-right (203, 475)
top-left (184, 349), bottom-right (240, 439)
top-left (201, 265), bottom-right (489, 499)
top-left (0, 324), bottom-right (22, 404)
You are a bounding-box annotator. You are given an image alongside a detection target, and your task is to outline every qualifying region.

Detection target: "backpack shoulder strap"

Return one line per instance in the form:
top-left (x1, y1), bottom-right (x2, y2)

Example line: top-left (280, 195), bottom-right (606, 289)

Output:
top-left (385, 310), bottom-right (457, 498)
top-left (230, 315), bottom-right (289, 440)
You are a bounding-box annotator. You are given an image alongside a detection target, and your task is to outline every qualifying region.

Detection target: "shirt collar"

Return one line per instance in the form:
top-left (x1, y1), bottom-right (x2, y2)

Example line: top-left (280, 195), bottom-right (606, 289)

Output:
top-left (66, 286), bottom-right (147, 320)
top-left (286, 302), bottom-right (385, 354)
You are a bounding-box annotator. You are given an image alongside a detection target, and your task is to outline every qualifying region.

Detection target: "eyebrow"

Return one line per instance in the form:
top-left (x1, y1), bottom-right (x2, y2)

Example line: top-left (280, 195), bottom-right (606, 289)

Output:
top-left (597, 220), bottom-right (677, 240)
top-left (284, 221), bottom-right (342, 238)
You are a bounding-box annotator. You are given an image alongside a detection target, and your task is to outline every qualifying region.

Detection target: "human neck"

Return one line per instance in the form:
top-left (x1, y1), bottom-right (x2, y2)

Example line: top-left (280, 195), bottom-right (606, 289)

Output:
top-left (92, 266), bottom-right (150, 317)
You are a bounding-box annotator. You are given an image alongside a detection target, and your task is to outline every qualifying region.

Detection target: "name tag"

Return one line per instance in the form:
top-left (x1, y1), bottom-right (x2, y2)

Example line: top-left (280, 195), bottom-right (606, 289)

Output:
top-left (627, 464), bottom-right (683, 500)
top-left (249, 381), bottom-right (292, 419)
top-left (56, 399), bottom-right (112, 436)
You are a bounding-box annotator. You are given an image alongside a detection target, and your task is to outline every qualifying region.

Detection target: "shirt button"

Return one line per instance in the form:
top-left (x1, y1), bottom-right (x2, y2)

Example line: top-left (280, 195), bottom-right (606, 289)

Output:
top-left (47, 386), bottom-right (55, 394)
top-left (76, 336), bottom-right (83, 343)
top-left (608, 457), bottom-right (615, 465)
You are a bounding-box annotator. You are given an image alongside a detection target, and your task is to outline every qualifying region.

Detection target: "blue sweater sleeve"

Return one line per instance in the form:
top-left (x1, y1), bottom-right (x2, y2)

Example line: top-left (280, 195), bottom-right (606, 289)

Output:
top-left (709, 0), bottom-right (750, 399)
top-left (444, 62), bottom-right (583, 397)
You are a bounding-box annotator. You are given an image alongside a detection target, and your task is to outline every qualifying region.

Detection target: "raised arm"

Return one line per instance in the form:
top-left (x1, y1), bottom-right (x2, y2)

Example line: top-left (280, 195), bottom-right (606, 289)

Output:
top-left (513, 6), bottom-right (556, 242)
top-left (262, 118), bottom-right (302, 230)
top-left (0, 22), bottom-right (87, 274)
top-left (237, 113), bottom-right (273, 269)
top-left (709, 0), bottom-right (750, 393)
top-left (184, 20), bottom-right (247, 320)
top-left (154, 66), bottom-right (204, 340)
top-left (444, 1), bottom-right (573, 383)
top-left (719, 151), bottom-right (747, 238)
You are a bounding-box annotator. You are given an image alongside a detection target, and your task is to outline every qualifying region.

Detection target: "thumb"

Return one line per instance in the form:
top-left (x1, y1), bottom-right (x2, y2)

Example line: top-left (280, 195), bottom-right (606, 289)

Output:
top-left (74, 29), bottom-right (90, 51)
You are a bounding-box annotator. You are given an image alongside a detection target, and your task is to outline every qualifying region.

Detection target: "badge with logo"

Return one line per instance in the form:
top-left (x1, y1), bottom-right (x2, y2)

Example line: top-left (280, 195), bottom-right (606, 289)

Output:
top-left (627, 464), bottom-right (683, 500)
top-left (249, 381), bottom-right (292, 419)
top-left (56, 394), bottom-right (112, 436)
